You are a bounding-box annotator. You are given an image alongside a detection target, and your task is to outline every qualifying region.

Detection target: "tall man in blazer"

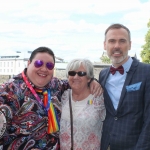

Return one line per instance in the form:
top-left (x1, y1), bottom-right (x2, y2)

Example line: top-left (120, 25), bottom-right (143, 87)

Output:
top-left (99, 23), bottom-right (150, 150)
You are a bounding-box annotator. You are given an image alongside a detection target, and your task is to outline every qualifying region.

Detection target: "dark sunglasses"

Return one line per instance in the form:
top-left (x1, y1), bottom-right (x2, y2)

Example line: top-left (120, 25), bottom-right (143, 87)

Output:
top-left (34, 60), bottom-right (54, 70)
top-left (68, 71), bottom-right (87, 77)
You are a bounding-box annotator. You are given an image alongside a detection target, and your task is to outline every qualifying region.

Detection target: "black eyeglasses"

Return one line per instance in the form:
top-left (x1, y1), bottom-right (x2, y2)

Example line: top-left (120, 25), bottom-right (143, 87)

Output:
top-left (68, 71), bottom-right (87, 77)
top-left (34, 60), bottom-right (54, 70)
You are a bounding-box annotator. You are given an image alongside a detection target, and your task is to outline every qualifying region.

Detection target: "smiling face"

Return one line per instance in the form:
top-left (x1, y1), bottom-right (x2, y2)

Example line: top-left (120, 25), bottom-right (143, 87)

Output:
top-left (27, 52), bottom-right (54, 88)
top-left (68, 64), bottom-right (90, 92)
top-left (104, 28), bottom-right (131, 67)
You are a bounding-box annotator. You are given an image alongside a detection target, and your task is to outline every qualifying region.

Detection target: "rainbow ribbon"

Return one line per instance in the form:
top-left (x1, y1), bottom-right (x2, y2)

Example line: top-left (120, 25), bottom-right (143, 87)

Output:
top-left (88, 99), bottom-right (93, 105)
top-left (43, 90), bottom-right (59, 134)
top-left (48, 102), bottom-right (59, 133)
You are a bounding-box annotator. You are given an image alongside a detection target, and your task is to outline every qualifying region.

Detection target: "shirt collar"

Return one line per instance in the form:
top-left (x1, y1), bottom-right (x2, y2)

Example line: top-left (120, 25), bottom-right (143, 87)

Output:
top-left (122, 56), bottom-right (133, 73)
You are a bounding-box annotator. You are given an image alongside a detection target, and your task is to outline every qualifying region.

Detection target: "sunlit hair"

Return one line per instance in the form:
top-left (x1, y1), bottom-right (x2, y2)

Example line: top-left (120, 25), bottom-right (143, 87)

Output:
top-left (104, 23), bottom-right (131, 41)
top-left (29, 46), bottom-right (55, 64)
top-left (66, 58), bottom-right (94, 79)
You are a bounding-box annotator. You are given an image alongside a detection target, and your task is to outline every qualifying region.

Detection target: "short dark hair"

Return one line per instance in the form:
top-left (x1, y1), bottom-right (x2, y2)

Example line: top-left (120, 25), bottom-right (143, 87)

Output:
top-left (29, 47), bottom-right (55, 63)
top-left (105, 23), bottom-right (131, 40)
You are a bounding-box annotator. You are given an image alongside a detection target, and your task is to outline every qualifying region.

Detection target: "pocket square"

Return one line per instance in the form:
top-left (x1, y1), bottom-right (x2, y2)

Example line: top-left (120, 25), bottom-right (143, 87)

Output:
top-left (126, 82), bottom-right (142, 92)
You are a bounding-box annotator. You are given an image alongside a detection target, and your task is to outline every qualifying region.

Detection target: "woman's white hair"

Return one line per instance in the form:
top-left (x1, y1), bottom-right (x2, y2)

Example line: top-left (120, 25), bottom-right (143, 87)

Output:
top-left (66, 58), bottom-right (94, 79)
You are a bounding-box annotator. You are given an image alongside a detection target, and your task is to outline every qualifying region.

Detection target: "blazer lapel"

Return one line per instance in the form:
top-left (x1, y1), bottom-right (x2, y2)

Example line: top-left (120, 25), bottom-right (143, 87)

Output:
top-left (101, 67), bottom-right (110, 87)
top-left (117, 58), bottom-right (139, 111)
top-left (102, 67), bottom-right (117, 115)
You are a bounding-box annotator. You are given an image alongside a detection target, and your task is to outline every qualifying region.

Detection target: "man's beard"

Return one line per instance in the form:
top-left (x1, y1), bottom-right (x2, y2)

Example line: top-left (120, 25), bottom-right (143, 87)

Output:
top-left (109, 49), bottom-right (128, 65)
top-left (111, 56), bottom-right (126, 64)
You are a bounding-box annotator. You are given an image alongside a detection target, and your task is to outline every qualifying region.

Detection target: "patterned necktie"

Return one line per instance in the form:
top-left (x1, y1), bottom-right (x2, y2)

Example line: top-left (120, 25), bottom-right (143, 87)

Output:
top-left (110, 65), bottom-right (124, 75)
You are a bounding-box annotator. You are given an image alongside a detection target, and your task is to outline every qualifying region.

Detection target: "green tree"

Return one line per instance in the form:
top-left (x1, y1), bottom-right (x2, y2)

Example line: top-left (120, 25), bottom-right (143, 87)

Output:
top-left (100, 55), bottom-right (111, 64)
top-left (140, 19), bottom-right (150, 63)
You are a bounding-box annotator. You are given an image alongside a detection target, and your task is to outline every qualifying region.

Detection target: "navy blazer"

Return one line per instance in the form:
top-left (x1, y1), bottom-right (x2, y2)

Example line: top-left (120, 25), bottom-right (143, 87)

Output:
top-left (99, 58), bottom-right (150, 150)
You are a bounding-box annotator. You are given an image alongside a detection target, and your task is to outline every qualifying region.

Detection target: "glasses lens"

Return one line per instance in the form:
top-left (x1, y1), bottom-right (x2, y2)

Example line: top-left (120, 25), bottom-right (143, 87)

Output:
top-left (34, 60), bottom-right (43, 68)
top-left (68, 71), bottom-right (86, 76)
top-left (68, 71), bottom-right (76, 76)
top-left (78, 71), bottom-right (87, 76)
top-left (46, 62), bottom-right (54, 70)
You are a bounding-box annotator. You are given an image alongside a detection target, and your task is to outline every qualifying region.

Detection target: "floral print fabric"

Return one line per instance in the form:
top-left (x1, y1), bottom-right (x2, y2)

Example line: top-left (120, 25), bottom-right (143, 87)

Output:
top-left (0, 69), bottom-right (69, 150)
top-left (60, 89), bottom-right (105, 150)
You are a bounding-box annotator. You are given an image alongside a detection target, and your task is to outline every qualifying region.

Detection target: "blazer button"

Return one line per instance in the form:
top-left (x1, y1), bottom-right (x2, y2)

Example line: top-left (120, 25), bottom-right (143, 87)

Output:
top-left (114, 117), bottom-right (118, 120)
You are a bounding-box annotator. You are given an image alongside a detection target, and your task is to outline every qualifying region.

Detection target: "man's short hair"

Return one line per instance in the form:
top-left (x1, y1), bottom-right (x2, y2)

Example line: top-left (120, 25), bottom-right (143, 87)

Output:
top-left (104, 23), bottom-right (131, 41)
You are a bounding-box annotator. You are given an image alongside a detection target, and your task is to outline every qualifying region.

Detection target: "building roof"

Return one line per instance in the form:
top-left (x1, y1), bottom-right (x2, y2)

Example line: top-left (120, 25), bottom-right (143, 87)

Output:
top-left (0, 54), bottom-right (64, 62)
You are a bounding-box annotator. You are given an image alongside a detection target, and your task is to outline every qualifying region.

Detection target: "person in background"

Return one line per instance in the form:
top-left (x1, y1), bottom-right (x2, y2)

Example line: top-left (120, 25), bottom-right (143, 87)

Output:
top-left (99, 23), bottom-right (150, 150)
top-left (0, 47), bottom-right (101, 150)
top-left (60, 58), bottom-right (105, 150)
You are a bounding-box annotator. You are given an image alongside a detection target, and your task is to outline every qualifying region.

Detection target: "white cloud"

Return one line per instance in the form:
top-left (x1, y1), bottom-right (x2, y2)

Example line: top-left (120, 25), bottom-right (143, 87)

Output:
top-left (0, 0), bottom-right (149, 62)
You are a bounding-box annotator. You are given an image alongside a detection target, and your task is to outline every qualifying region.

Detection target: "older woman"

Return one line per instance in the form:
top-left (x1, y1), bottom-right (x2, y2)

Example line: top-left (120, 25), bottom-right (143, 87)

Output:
top-left (60, 59), bottom-right (105, 150)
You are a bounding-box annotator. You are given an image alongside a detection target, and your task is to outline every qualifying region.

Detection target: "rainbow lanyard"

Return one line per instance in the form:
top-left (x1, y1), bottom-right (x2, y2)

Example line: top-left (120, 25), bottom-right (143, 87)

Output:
top-left (22, 71), bottom-right (59, 134)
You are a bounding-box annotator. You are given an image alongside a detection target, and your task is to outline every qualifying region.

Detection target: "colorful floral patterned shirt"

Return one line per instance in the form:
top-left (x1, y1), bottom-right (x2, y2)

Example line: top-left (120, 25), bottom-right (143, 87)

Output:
top-left (0, 69), bottom-right (69, 150)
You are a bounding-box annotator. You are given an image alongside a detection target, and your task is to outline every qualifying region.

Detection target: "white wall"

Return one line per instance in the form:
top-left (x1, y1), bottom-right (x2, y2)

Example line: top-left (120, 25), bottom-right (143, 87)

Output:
top-left (0, 59), bottom-right (28, 75)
